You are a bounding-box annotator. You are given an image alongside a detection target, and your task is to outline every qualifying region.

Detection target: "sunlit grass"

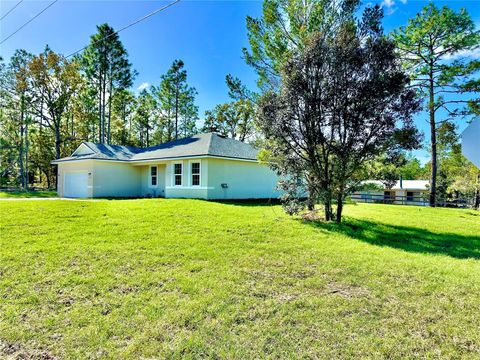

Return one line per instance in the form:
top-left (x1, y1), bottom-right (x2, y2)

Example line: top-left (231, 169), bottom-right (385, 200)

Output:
top-left (0, 200), bottom-right (479, 358)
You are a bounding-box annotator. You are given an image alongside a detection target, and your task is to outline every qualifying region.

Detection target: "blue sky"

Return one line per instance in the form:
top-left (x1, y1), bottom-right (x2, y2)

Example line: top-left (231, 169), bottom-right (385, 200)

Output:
top-left (1, 0), bottom-right (479, 163)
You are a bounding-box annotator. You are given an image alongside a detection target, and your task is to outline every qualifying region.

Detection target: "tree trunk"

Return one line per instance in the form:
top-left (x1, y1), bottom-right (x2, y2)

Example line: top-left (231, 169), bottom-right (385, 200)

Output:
top-left (336, 196), bottom-right (343, 223)
top-left (18, 95), bottom-right (26, 189)
top-left (18, 125), bottom-right (25, 189)
top-left (52, 164), bottom-right (57, 190)
top-left (128, 109), bottom-right (132, 145)
top-left (45, 169), bottom-right (51, 189)
top-left (146, 123), bottom-right (149, 147)
top-left (428, 64), bottom-right (437, 207)
top-left (98, 75), bottom-right (103, 143)
top-left (336, 183), bottom-right (345, 223)
top-left (324, 199), bottom-right (333, 221)
top-left (55, 130), bottom-right (61, 159)
top-left (54, 115), bottom-right (62, 160)
top-left (107, 77), bottom-right (113, 144)
top-left (167, 108), bottom-right (172, 141)
top-left (175, 89), bottom-right (179, 140)
top-left (102, 78), bottom-right (107, 144)
top-left (25, 119), bottom-right (29, 189)
top-left (121, 103), bottom-right (126, 145)
top-left (307, 175), bottom-right (316, 211)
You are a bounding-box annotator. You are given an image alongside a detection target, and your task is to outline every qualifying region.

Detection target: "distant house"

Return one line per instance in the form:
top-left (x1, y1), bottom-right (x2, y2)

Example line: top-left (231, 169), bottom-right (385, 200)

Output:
top-left (352, 179), bottom-right (429, 206)
top-left (52, 133), bottom-right (281, 199)
top-left (462, 119), bottom-right (480, 169)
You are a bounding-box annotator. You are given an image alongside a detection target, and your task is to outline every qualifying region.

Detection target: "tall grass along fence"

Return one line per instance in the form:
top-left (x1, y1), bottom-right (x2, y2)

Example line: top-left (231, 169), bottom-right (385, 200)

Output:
top-left (351, 193), bottom-right (476, 209)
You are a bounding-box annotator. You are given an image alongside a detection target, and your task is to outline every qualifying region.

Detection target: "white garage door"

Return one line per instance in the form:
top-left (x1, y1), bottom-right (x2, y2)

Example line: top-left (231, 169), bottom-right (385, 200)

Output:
top-left (64, 172), bottom-right (88, 198)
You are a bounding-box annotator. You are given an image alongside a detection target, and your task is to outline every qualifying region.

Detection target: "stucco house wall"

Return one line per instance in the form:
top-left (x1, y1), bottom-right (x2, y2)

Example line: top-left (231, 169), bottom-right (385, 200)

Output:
top-left (140, 164), bottom-right (166, 197)
top-left (163, 159), bottom-right (209, 199)
top-left (206, 158), bottom-right (280, 199)
top-left (139, 158), bottom-right (280, 199)
top-left (91, 161), bottom-right (142, 198)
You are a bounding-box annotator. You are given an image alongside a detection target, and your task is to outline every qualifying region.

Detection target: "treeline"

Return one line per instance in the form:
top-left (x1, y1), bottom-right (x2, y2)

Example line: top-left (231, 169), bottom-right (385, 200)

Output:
top-left (0, 22), bottom-right (258, 189)
top-left (0, 24), bottom-right (199, 188)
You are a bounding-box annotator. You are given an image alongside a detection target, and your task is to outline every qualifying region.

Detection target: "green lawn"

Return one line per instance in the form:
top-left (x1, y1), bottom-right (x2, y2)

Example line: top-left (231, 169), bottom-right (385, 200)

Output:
top-left (1, 200), bottom-right (479, 359)
top-left (0, 190), bottom-right (57, 198)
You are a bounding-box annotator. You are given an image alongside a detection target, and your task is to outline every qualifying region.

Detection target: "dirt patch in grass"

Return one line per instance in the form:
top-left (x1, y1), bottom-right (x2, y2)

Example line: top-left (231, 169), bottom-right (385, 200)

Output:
top-left (0, 339), bottom-right (57, 360)
top-left (301, 210), bottom-right (324, 222)
top-left (324, 282), bottom-right (371, 298)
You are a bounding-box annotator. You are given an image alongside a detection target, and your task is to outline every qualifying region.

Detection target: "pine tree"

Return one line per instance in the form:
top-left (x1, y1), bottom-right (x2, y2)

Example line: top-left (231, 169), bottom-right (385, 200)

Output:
top-left (394, 4), bottom-right (480, 206)
top-left (153, 60), bottom-right (198, 141)
top-left (244, 0), bottom-right (359, 90)
top-left (81, 23), bottom-right (135, 144)
top-left (133, 89), bottom-right (155, 147)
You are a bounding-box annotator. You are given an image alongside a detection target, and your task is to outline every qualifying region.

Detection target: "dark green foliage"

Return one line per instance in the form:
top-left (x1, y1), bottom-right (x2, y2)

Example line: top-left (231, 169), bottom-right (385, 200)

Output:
top-left (203, 75), bottom-right (255, 142)
top-left (257, 6), bottom-right (421, 222)
top-left (244, 0), bottom-right (359, 89)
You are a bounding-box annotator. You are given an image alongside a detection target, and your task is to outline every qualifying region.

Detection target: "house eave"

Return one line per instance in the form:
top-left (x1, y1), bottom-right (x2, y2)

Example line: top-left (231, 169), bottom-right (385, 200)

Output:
top-left (51, 154), bottom-right (259, 165)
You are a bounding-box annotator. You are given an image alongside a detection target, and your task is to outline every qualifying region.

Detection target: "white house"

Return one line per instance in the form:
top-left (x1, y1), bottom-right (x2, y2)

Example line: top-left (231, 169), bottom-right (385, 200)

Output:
top-left (52, 133), bottom-right (281, 199)
top-left (352, 179), bottom-right (430, 206)
top-left (462, 119), bottom-right (480, 169)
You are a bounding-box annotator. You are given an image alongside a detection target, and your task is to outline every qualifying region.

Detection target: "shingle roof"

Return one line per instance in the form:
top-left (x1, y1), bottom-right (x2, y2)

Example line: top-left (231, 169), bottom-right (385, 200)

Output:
top-left (52, 133), bottom-right (259, 163)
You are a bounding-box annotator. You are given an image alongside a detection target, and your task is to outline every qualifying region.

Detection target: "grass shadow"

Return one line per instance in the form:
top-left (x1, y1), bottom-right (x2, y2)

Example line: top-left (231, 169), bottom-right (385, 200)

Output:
top-left (211, 198), bottom-right (283, 207)
top-left (0, 190), bottom-right (57, 198)
top-left (303, 217), bottom-right (480, 260)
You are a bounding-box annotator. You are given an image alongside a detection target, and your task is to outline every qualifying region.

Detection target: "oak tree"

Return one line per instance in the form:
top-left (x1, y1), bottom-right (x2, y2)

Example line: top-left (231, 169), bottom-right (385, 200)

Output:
top-left (257, 6), bottom-right (421, 222)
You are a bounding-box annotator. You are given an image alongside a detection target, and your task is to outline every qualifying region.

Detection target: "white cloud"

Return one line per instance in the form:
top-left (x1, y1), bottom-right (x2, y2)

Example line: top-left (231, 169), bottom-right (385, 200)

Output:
top-left (442, 48), bottom-right (480, 61)
top-left (137, 82), bottom-right (150, 91)
top-left (381, 0), bottom-right (398, 15)
top-left (399, 0), bottom-right (407, 4)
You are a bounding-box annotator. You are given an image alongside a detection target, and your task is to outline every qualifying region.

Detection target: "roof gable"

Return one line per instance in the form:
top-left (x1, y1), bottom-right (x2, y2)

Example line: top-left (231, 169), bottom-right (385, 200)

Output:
top-left (72, 143), bottom-right (95, 156)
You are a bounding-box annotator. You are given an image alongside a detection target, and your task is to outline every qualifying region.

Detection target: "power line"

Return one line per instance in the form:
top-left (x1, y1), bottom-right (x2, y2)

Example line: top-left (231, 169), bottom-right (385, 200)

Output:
top-left (0, 0), bottom-right (58, 45)
top-left (66, 0), bottom-right (181, 59)
top-left (0, 0), bottom-right (24, 21)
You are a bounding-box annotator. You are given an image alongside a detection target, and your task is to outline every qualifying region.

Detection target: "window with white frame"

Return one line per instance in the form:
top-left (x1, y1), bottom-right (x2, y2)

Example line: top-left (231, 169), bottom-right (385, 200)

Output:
top-left (191, 162), bottom-right (200, 186)
top-left (173, 163), bottom-right (182, 186)
top-left (150, 166), bottom-right (157, 186)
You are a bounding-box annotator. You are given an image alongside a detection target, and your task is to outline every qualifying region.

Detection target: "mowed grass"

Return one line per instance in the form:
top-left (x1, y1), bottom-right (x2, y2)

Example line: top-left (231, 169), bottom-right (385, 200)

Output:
top-left (0, 200), bottom-right (479, 359)
top-left (0, 190), bottom-right (57, 198)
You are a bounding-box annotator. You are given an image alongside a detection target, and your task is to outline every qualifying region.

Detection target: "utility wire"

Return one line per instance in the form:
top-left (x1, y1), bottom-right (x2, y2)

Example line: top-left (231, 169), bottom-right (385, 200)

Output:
top-left (0, 0), bottom-right (58, 45)
top-left (66, 0), bottom-right (181, 59)
top-left (0, 0), bottom-right (24, 21)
